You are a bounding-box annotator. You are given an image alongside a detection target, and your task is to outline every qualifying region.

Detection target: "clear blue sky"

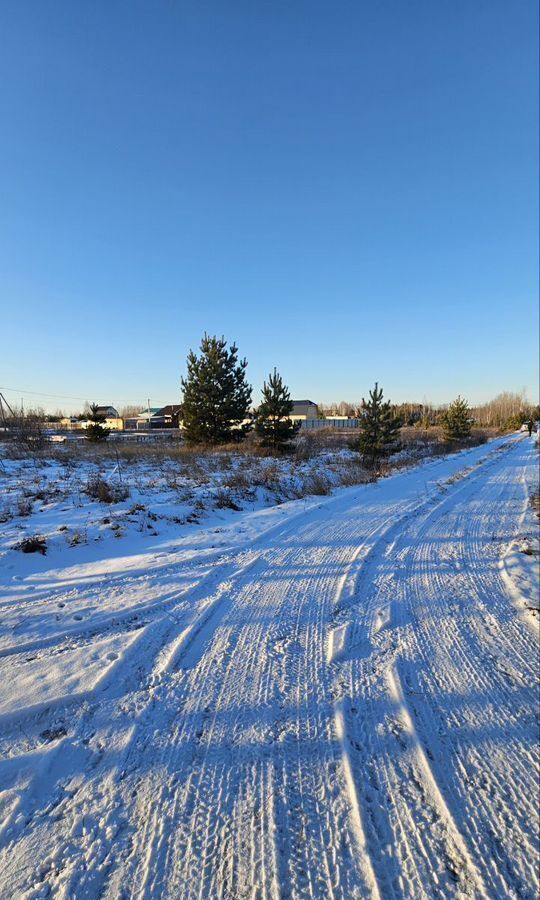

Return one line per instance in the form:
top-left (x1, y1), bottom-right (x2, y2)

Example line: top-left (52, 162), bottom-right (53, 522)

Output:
top-left (1, 0), bottom-right (538, 413)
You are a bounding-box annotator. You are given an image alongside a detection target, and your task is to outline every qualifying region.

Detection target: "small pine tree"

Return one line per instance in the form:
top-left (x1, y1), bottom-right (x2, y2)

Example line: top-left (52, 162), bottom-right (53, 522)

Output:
top-left (85, 403), bottom-right (110, 442)
top-left (441, 396), bottom-right (472, 441)
top-left (181, 334), bottom-right (252, 445)
top-left (356, 382), bottom-right (400, 470)
top-left (255, 369), bottom-right (300, 453)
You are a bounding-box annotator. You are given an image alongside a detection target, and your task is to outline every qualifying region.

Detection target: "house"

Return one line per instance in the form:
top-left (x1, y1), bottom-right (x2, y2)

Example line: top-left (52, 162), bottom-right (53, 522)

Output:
top-left (124, 406), bottom-right (182, 431)
top-left (126, 408), bottom-right (162, 430)
top-left (290, 400), bottom-right (319, 421)
top-left (60, 417), bottom-right (85, 431)
top-left (95, 406), bottom-right (119, 419)
top-left (103, 418), bottom-right (124, 431)
top-left (149, 405), bottom-right (182, 429)
top-left (60, 415), bottom-right (124, 432)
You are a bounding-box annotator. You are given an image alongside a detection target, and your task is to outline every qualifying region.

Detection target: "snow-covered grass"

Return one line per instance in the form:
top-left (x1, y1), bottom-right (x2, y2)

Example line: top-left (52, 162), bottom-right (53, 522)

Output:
top-left (0, 443), bottom-right (372, 568)
top-left (0, 426), bottom-right (498, 564)
top-left (0, 431), bottom-right (512, 640)
top-left (0, 423), bottom-right (501, 579)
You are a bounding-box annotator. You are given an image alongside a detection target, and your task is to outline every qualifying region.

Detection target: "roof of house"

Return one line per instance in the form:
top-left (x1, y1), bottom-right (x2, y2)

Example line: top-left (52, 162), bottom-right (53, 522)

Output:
top-left (95, 405), bottom-right (118, 415)
top-left (156, 405), bottom-right (182, 417)
top-left (137, 408), bottom-right (162, 419)
top-left (291, 400), bottom-right (317, 407)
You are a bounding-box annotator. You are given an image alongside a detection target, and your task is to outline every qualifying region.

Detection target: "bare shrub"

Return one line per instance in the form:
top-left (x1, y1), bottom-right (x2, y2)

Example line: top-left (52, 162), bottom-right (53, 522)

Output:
top-left (301, 472), bottom-right (332, 496)
top-left (220, 467), bottom-right (257, 505)
top-left (0, 507), bottom-right (12, 524)
top-left (14, 417), bottom-right (47, 452)
top-left (85, 475), bottom-right (130, 503)
top-left (175, 486), bottom-right (195, 503)
top-left (295, 429), bottom-right (353, 458)
top-left (294, 433), bottom-right (320, 460)
top-left (214, 487), bottom-right (242, 511)
top-left (163, 466), bottom-right (182, 490)
top-left (31, 485), bottom-right (61, 502)
top-left (16, 497), bottom-right (33, 517)
top-left (68, 529), bottom-right (87, 546)
top-left (336, 460), bottom-right (371, 487)
top-left (222, 468), bottom-right (252, 492)
top-left (435, 428), bottom-right (489, 455)
top-left (251, 461), bottom-right (282, 493)
top-left (192, 467), bottom-right (211, 486)
top-left (399, 426), bottom-right (442, 449)
top-left (17, 535), bottom-right (47, 554)
top-left (469, 428), bottom-right (488, 445)
top-left (185, 497), bottom-right (206, 522)
top-left (399, 425), bottom-right (489, 458)
top-left (205, 452), bottom-right (233, 472)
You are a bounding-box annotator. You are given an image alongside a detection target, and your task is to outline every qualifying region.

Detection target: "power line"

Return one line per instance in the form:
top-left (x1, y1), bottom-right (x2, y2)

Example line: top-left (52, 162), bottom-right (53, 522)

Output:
top-left (0, 386), bottom-right (166, 404)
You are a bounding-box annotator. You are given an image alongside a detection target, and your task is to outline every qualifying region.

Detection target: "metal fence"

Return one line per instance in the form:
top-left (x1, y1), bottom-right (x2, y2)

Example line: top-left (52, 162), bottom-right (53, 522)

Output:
top-left (300, 418), bottom-right (360, 429)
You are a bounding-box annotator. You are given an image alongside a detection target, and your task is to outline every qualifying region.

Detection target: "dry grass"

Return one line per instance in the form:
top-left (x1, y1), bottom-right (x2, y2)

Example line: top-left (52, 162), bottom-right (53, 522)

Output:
top-left (213, 487), bottom-right (242, 511)
top-left (336, 459), bottom-right (374, 486)
top-left (0, 437), bottom-right (275, 470)
top-left (0, 424), bottom-right (507, 534)
top-left (85, 475), bottom-right (130, 503)
top-left (300, 472), bottom-right (332, 496)
top-left (295, 429), bottom-right (353, 459)
top-left (222, 469), bottom-right (253, 492)
top-left (400, 425), bottom-right (494, 448)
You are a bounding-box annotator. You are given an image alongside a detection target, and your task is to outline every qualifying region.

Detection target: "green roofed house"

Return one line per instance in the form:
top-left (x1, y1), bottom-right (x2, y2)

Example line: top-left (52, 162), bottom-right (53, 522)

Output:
top-left (124, 406), bottom-right (182, 431)
top-left (123, 408), bottom-right (161, 430)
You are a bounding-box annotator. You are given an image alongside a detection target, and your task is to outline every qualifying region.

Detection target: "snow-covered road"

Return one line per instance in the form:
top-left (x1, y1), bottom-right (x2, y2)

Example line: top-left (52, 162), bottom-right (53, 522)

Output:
top-left (1, 435), bottom-right (538, 899)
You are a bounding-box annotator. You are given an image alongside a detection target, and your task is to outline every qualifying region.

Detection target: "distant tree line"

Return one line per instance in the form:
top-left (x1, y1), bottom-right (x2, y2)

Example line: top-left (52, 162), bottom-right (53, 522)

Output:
top-left (470, 392), bottom-right (539, 430)
top-left (319, 393), bottom-right (539, 432)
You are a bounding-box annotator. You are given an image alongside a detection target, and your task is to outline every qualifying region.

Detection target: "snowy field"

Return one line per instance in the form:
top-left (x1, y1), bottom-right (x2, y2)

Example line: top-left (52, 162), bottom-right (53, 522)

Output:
top-left (0, 434), bottom-right (538, 898)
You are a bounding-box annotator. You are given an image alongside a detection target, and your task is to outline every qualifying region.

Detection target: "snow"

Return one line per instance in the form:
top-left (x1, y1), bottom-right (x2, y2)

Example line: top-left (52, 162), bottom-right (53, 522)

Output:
top-left (501, 535), bottom-right (539, 628)
top-left (0, 631), bottom-right (142, 726)
top-left (0, 434), bottom-right (538, 898)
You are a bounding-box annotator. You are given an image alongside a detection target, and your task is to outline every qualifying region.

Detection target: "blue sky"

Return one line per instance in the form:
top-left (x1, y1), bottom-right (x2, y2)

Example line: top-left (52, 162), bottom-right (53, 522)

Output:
top-left (1, 1), bottom-right (538, 413)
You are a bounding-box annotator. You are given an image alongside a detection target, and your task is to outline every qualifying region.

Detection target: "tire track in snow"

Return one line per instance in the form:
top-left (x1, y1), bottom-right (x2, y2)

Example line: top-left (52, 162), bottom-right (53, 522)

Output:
top-left (330, 436), bottom-right (538, 898)
top-left (395, 440), bottom-right (539, 897)
top-left (117, 517), bottom-right (382, 899)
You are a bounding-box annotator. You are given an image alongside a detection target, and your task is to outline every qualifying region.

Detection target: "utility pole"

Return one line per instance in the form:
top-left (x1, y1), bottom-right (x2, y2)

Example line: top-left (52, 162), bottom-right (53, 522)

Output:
top-left (0, 392), bottom-right (16, 429)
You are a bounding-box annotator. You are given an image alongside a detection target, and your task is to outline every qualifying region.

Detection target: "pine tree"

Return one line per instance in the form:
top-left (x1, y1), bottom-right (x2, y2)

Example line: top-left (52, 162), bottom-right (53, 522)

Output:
top-left (85, 403), bottom-right (110, 442)
top-left (356, 382), bottom-right (400, 470)
top-left (255, 369), bottom-right (300, 453)
top-left (181, 334), bottom-right (252, 445)
top-left (441, 396), bottom-right (472, 441)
